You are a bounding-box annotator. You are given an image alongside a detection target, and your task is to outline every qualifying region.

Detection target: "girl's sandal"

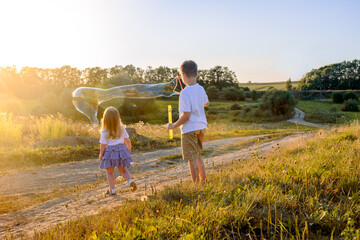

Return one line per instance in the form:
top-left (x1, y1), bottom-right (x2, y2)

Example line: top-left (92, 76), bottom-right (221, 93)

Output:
top-left (130, 182), bottom-right (137, 192)
top-left (104, 189), bottom-right (116, 196)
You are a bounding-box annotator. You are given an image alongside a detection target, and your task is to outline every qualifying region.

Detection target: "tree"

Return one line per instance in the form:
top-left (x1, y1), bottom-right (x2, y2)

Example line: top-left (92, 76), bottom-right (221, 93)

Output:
top-left (298, 59), bottom-right (360, 90)
top-left (285, 78), bottom-right (293, 91)
top-left (0, 66), bottom-right (21, 93)
top-left (52, 66), bottom-right (82, 87)
top-left (202, 66), bottom-right (238, 90)
top-left (83, 67), bottom-right (108, 86)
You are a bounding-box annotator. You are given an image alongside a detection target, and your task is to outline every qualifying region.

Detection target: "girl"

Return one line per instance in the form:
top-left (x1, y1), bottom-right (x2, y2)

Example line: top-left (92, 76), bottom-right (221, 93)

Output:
top-left (99, 106), bottom-right (137, 195)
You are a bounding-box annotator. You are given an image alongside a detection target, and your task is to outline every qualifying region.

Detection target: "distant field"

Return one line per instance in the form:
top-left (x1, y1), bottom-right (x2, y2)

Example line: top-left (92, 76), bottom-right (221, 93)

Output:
top-left (239, 81), bottom-right (298, 91)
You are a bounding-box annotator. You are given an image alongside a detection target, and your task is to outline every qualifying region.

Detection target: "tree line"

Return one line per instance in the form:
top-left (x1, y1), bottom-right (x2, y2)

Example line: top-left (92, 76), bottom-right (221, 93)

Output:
top-left (0, 64), bottom-right (239, 93)
top-left (297, 59), bottom-right (360, 90)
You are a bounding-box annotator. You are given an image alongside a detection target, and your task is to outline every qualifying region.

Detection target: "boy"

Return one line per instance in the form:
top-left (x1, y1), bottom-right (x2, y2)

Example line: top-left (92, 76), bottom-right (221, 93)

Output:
top-left (167, 60), bottom-right (209, 182)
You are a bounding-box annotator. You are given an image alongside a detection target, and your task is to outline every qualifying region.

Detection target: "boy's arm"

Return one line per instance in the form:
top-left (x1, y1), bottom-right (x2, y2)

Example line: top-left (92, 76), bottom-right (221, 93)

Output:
top-left (124, 137), bottom-right (132, 152)
top-left (167, 112), bottom-right (190, 129)
top-left (204, 102), bottom-right (209, 107)
top-left (99, 143), bottom-right (107, 160)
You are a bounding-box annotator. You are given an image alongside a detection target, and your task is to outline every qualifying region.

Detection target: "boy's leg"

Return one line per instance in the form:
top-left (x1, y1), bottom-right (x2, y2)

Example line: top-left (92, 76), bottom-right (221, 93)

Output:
top-left (182, 132), bottom-right (199, 182)
top-left (182, 129), bottom-right (206, 182)
top-left (105, 167), bottom-right (115, 189)
top-left (196, 129), bottom-right (206, 181)
top-left (197, 155), bottom-right (206, 181)
top-left (188, 159), bottom-right (199, 182)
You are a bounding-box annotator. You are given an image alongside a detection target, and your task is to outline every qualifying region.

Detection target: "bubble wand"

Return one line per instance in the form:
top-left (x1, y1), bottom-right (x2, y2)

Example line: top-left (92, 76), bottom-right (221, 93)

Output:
top-left (168, 105), bottom-right (173, 139)
top-left (168, 75), bottom-right (184, 139)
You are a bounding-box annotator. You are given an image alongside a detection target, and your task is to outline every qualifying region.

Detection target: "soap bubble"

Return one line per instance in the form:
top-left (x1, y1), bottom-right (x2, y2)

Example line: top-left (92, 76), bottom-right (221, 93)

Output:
top-left (72, 78), bottom-right (182, 126)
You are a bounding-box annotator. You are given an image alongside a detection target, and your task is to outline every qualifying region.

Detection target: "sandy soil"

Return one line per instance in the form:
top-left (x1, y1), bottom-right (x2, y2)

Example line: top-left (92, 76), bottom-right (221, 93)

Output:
top-left (287, 107), bottom-right (329, 128)
top-left (0, 132), bottom-right (314, 239)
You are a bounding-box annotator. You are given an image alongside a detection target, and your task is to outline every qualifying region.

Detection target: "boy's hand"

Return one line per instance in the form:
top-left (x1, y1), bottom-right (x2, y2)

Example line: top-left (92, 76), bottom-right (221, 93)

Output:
top-left (99, 154), bottom-right (102, 161)
top-left (167, 123), bottom-right (175, 129)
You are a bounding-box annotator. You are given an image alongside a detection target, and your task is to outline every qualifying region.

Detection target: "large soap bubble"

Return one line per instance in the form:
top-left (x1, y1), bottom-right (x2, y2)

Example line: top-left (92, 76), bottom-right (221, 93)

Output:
top-left (72, 78), bottom-right (183, 126)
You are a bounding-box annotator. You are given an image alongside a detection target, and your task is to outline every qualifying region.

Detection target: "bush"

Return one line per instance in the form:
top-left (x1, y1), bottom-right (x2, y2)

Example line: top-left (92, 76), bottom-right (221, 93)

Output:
top-left (305, 110), bottom-right (343, 123)
top-left (332, 92), bottom-right (345, 104)
top-left (259, 90), bottom-right (296, 116)
top-left (221, 87), bottom-right (239, 101)
top-left (341, 99), bottom-right (359, 112)
top-left (237, 89), bottom-right (246, 101)
top-left (206, 86), bottom-right (220, 100)
top-left (344, 92), bottom-right (359, 101)
top-left (251, 90), bottom-right (258, 101)
top-left (220, 87), bottom-right (246, 101)
top-left (243, 106), bottom-right (251, 113)
top-left (1, 100), bottom-right (21, 115)
top-left (329, 106), bottom-right (337, 112)
top-left (119, 99), bottom-right (161, 123)
top-left (230, 104), bottom-right (242, 110)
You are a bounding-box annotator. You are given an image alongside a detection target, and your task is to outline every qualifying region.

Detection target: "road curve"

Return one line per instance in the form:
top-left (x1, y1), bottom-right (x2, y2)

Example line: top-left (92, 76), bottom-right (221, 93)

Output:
top-left (287, 107), bottom-right (328, 128)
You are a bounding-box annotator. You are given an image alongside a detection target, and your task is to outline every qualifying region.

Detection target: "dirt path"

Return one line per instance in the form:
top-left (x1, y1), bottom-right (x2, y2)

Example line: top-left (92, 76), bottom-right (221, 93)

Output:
top-left (0, 133), bottom-right (312, 238)
top-left (287, 107), bottom-right (328, 128)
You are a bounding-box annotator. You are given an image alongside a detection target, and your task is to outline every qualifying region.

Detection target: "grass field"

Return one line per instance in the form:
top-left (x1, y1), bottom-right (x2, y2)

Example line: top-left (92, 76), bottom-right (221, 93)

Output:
top-left (239, 81), bottom-right (298, 91)
top-left (32, 124), bottom-right (360, 239)
top-left (296, 100), bottom-right (360, 124)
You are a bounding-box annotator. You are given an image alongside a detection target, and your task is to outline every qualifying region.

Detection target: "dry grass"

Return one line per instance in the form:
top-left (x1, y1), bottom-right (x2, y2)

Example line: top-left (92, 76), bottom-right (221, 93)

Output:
top-left (31, 124), bottom-right (360, 239)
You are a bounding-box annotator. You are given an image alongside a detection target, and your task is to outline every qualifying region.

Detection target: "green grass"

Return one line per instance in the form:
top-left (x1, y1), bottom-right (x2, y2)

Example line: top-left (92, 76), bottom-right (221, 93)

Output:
top-left (0, 145), bottom-right (99, 175)
top-left (239, 81), bottom-right (298, 91)
top-left (297, 100), bottom-right (360, 124)
top-left (32, 124), bottom-right (360, 239)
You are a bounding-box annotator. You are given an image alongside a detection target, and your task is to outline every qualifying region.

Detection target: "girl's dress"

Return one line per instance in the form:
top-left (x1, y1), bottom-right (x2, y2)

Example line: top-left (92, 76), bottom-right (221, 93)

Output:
top-left (99, 126), bottom-right (133, 169)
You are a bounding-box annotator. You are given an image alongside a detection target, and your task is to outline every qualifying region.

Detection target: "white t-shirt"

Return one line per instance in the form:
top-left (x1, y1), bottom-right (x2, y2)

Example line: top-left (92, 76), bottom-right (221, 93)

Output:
top-left (99, 126), bottom-right (129, 145)
top-left (179, 83), bottom-right (209, 134)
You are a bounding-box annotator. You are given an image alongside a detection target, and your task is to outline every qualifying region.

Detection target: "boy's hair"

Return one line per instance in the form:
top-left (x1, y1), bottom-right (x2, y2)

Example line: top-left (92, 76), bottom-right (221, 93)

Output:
top-left (180, 60), bottom-right (198, 77)
top-left (101, 107), bottom-right (123, 139)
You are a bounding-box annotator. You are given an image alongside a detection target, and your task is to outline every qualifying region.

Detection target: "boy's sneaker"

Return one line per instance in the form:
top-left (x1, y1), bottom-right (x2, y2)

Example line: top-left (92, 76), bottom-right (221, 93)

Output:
top-left (129, 179), bottom-right (137, 192)
top-left (105, 188), bottom-right (116, 196)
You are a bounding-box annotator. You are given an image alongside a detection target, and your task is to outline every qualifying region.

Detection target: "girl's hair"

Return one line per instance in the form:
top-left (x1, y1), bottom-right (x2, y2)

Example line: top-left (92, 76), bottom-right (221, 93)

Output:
top-left (101, 107), bottom-right (123, 139)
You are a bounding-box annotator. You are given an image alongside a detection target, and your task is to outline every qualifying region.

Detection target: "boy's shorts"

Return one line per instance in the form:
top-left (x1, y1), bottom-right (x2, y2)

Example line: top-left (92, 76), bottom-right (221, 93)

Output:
top-left (181, 129), bottom-right (206, 161)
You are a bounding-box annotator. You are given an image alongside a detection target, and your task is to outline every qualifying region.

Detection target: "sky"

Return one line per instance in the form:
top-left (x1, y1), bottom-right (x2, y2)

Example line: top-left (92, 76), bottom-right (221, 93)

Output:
top-left (0, 0), bottom-right (359, 83)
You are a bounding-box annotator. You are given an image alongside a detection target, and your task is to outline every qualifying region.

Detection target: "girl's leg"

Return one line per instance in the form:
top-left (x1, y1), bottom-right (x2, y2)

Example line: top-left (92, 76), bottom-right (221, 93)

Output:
top-left (117, 166), bottom-right (131, 182)
top-left (105, 167), bottom-right (116, 189)
top-left (197, 156), bottom-right (206, 181)
top-left (118, 166), bottom-right (137, 192)
top-left (188, 160), bottom-right (199, 182)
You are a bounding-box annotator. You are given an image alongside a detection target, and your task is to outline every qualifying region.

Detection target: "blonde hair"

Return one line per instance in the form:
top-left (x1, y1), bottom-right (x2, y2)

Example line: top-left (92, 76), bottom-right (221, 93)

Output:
top-left (100, 107), bottom-right (123, 139)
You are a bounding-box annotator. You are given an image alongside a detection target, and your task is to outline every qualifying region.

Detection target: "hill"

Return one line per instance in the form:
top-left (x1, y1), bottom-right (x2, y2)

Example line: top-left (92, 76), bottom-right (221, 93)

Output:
top-left (239, 81), bottom-right (298, 91)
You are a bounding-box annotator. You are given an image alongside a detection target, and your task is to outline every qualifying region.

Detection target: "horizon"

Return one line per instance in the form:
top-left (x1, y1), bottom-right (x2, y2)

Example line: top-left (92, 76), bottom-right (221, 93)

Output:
top-left (1, 0), bottom-right (359, 83)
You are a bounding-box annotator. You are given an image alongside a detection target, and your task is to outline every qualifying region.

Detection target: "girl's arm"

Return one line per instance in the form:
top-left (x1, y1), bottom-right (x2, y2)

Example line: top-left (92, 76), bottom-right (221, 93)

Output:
top-left (124, 137), bottom-right (132, 152)
top-left (99, 143), bottom-right (107, 160)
